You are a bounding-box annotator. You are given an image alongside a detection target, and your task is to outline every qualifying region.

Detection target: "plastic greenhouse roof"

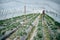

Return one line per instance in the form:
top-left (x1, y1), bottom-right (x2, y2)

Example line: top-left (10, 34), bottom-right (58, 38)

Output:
top-left (0, 0), bottom-right (60, 22)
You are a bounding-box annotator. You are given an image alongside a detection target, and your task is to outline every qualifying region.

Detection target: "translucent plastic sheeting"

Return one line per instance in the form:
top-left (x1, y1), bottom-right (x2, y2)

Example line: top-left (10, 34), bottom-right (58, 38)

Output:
top-left (0, 0), bottom-right (60, 22)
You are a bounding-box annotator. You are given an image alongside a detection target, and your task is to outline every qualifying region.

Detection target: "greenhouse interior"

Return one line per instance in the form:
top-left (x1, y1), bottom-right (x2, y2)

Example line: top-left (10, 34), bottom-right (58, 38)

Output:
top-left (0, 0), bottom-right (60, 40)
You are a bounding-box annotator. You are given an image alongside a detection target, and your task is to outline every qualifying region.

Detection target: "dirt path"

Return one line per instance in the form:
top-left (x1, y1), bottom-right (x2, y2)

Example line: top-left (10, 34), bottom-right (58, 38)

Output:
top-left (26, 15), bottom-right (40, 40)
top-left (42, 15), bottom-right (50, 40)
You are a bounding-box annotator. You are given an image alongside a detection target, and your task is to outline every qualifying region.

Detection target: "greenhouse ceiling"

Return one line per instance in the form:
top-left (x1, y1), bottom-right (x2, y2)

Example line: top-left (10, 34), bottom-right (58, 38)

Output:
top-left (0, 0), bottom-right (60, 22)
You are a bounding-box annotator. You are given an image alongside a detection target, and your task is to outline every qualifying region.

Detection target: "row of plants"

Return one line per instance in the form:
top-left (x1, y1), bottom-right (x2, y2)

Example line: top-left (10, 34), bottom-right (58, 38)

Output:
top-left (0, 14), bottom-right (35, 26)
top-left (0, 14), bottom-right (35, 38)
top-left (45, 14), bottom-right (60, 40)
top-left (33, 15), bottom-right (43, 40)
top-left (5, 13), bottom-right (39, 40)
top-left (45, 14), bottom-right (60, 28)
